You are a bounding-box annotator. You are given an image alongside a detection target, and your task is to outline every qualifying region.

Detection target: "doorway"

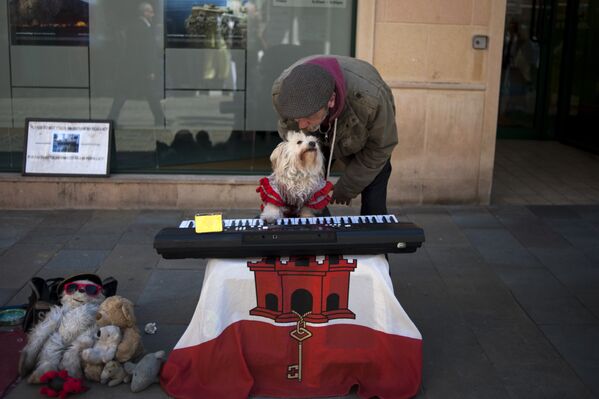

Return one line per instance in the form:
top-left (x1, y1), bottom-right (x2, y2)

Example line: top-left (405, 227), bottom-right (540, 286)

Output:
top-left (556, 0), bottom-right (599, 154)
top-left (497, 0), bottom-right (598, 155)
top-left (498, 0), bottom-right (546, 138)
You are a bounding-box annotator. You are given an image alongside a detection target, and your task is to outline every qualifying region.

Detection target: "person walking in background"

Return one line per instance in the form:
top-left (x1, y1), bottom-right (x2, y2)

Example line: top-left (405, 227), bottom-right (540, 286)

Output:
top-left (272, 55), bottom-right (398, 215)
top-left (108, 2), bottom-right (165, 127)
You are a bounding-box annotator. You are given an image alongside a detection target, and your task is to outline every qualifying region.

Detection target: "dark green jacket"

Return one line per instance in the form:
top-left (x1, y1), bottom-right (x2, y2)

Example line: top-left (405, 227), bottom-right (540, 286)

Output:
top-left (272, 55), bottom-right (398, 200)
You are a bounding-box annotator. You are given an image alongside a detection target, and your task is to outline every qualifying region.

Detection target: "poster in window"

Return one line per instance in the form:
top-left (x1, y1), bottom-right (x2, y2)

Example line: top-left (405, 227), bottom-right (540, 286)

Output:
top-left (166, 0), bottom-right (247, 49)
top-left (23, 119), bottom-right (112, 176)
top-left (9, 0), bottom-right (89, 46)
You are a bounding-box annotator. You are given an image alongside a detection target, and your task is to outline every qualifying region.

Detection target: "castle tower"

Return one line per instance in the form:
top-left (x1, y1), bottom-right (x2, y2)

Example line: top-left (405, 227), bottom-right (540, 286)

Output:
top-left (248, 255), bottom-right (357, 324)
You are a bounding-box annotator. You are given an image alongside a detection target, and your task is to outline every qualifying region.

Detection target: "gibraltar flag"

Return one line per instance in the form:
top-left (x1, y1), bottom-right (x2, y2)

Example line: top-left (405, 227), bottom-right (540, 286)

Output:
top-left (161, 254), bottom-right (422, 399)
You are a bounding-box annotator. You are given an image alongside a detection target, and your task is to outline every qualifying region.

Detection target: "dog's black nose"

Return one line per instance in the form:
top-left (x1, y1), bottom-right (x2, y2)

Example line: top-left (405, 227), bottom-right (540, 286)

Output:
top-left (309, 141), bottom-right (316, 148)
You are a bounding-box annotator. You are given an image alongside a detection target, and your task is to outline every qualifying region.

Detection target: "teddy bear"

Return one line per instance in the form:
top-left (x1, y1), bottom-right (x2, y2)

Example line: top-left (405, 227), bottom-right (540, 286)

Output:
top-left (19, 274), bottom-right (106, 383)
top-left (96, 295), bottom-right (144, 362)
top-left (83, 295), bottom-right (144, 382)
top-left (100, 360), bottom-right (131, 387)
top-left (81, 325), bottom-right (121, 364)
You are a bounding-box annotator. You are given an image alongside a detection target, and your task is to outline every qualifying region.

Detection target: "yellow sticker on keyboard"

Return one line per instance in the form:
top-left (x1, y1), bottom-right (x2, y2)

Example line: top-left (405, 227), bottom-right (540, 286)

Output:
top-left (194, 213), bottom-right (223, 234)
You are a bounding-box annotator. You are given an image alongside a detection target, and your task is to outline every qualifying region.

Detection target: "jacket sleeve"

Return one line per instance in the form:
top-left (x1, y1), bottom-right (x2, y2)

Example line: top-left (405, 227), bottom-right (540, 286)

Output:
top-left (334, 90), bottom-right (398, 200)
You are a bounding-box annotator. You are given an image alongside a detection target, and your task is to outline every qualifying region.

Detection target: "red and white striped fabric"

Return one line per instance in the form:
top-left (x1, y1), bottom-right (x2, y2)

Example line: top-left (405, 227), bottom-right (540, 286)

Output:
top-left (160, 254), bottom-right (422, 399)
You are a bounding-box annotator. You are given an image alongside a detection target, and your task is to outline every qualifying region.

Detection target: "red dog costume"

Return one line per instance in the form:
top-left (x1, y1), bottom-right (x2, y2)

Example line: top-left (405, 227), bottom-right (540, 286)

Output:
top-left (257, 177), bottom-right (333, 217)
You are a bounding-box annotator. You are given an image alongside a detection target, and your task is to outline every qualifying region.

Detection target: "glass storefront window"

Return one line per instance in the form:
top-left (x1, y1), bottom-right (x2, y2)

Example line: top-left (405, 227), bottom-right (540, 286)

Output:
top-left (0, 0), bottom-right (356, 174)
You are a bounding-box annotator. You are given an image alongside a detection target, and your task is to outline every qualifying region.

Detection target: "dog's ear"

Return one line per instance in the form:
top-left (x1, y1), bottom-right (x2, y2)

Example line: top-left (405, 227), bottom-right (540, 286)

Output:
top-left (270, 142), bottom-right (285, 171)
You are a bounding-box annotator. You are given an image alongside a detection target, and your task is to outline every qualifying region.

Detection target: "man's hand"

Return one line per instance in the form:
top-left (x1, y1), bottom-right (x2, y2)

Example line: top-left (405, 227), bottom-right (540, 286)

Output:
top-left (331, 191), bottom-right (352, 206)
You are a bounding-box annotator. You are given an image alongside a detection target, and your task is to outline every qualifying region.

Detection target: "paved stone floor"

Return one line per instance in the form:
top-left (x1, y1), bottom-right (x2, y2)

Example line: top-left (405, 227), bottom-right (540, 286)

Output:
top-left (492, 140), bottom-right (599, 205)
top-left (1, 205), bottom-right (598, 398)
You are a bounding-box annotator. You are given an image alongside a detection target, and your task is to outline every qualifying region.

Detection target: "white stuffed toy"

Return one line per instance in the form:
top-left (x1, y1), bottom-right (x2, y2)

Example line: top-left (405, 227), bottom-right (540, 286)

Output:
top-left (101, 360), bottom-right (131, 387)
top-left (19, 274), bottom-right (106, 383)
top-left (81, 325), bottom-right (122, 364)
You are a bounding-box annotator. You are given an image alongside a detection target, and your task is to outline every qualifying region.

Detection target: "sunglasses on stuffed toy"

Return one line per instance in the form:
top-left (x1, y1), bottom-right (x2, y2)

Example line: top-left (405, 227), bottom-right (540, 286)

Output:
top-left (63, 282), bottom-right (103, 296)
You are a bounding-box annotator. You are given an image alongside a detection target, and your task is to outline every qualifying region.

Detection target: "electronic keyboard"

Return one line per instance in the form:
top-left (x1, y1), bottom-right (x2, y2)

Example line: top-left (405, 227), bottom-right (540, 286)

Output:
top-left (153, 214), bottom-right (425, 259)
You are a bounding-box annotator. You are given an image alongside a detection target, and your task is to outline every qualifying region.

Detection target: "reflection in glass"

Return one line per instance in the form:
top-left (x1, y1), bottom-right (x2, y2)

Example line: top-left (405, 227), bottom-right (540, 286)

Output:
top-left (498, 0), bottom-right (541, 129)
top-left (107, 2), bottom-right (165, 128)
top-left (0, 0), bottom-right (356, 173)
top-left (9, 0), bottom-right (89, 46)
top-left (155, 129), bottom-right (278, 173)
top-left (166, 0), bottom-right (247, 49)
top-left (560, 0), bottom-right (599, 153)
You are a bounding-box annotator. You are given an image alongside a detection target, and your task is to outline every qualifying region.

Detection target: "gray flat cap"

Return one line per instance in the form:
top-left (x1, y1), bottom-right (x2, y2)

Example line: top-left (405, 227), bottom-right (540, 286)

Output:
top-left (275, 63), bottom-right (334, 119)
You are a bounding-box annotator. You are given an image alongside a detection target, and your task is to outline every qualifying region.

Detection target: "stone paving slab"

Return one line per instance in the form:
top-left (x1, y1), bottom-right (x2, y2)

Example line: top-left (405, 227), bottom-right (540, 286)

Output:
top-left (528, 205), bottom-right (582, 220)
top-left (540, 324), bottom-right (599, 397)
top-left (64, 233), bottom-right (124, 250)
top-left (43, 249), bottom-right (110, 271)
top-left (447, 206), bottom-right (505, 228)
top-left (406, 212), bottom-right (472, 248)
top-left (135, 269), bottom-right (204, 325)
top-left (417, 317), bottom-right (511, 399)
top-left (528, 246), bottom-right (599, 294)
top-left (95, 243), bottom-right (161, 303)
top-left (0, 287), bottom-right (17, 305)
top-left (1, 206), bottom-right (598, 399)
top-left (462, 228), bottom-right (542, 267)
top-left (0, 243), bottom-right (62, 289)
top-left (0, 213), bottom-right (44, 242)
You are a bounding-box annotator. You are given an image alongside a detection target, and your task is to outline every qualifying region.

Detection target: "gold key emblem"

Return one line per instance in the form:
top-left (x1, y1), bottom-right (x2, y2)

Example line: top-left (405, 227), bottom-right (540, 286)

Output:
top-left (287, 311), bottom-right (312, 382)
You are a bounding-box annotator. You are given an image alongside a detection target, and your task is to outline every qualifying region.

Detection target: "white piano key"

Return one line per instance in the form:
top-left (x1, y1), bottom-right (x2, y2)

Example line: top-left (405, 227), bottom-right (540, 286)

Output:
top-left (178, 214), bottom-right (401, 232)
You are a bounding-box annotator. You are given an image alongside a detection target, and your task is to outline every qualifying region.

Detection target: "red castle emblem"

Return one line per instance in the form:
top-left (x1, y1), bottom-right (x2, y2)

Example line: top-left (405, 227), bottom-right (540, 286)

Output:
top-left (247, 255), bottom-right (357, 323)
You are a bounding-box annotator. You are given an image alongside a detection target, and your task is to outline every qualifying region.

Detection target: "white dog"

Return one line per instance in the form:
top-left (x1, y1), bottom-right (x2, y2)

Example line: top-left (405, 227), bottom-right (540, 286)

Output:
top-left (258, 131), bottom-right (333, 223)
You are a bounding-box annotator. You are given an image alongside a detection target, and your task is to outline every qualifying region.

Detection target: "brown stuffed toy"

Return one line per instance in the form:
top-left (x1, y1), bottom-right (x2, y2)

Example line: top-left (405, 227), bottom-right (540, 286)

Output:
top-left (83, 296), bottom-right (144, 381)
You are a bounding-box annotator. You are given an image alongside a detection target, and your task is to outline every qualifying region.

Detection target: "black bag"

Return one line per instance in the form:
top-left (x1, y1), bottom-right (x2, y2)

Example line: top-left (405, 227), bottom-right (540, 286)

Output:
top-left (102, 277), bottom-right (118, 298)
top-left (22, 276), bottom-right (118, 332)
top-left (22, 277), bottom-right (62, 332)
